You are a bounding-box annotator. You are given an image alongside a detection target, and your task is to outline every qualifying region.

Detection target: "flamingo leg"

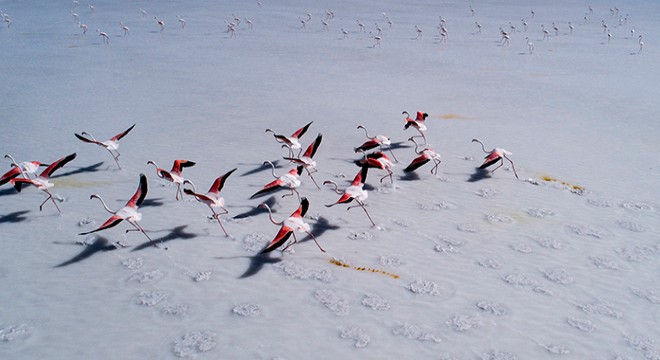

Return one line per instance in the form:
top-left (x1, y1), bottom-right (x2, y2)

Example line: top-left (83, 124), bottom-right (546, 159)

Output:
top-left (385, 147), bottom-right (399, 162)
top-left (175, 183), bottom-right (182, 200)
top-left (127, 220), bottom-right (160, 248)
top-left (210, 208), bottom-right (229, 237)
top-left (347, 201), bottom-right (376, 226)
top-left (40, 190), bottom-right (62, 214)
top-left (306, 168), bottom-right (321, 189)
top-left (491, 159), bottom-right (504, 173)
top-left (305, 231), bottom-right (326, 253)
top-left (431, 160), bottom-right (441, 175)
top-left (379, 170), bottom-right (393, 184)
top-left (106, 149), bottom-right (121, 169)
top-left (282, 233), bottom-right (298, 252)
top-left (504, 155), bottom-right (520, 179)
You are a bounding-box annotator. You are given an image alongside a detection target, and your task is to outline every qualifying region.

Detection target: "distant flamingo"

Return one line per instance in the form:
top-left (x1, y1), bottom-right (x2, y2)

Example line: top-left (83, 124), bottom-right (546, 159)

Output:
top-left (75, 124), bottom-right (135, 169)
top-left (11, 153), bottom-right (77, 214)
top-left (155, 17), bottom-right (164, 31)
top-left (250, 161), bottom-right (303, 200)
top-left (78, 173), bottom-right (160, 248)
top-left (403, 137), bottom-right (442, 175)
top-left (402, 110), bottom-right (429, 144)
top-left (355, 151), bottom-right (394, 183)
top-left (97, 29), bottom-right (109, 44)
top-left (414, 25), bottom-right (423, 39)
top-left (324, 167), bottom-right (375, 226)
top-left (147, 159), bottom-right (196, 200)
top-left (638, 35), bottom-right (644, 53)
top-left (120, 21), bottom-right (130, 36)
top-left (265, 121), bottom-right (312, 158)
top-left (354, 125), bottom-right (398, 162)
top-left (1, 155), bottom-right (47, 186)
top-left (283, 133), bottom-right (323, 189)
top-left (183, 168), bottom-right (236, 237)
top-left (471, 138), bottom-right (519, 179)
top-left (80, 23), bottom-right (88, 34)
top-left (177, 15), bottom-right (186, 29)
top-left (259, 197), bottom-right (325, 253)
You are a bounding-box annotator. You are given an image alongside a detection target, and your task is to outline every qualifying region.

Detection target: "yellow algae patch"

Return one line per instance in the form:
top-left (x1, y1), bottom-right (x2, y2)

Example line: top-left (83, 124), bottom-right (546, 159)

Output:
top-left (329, 259), bottom-right (400, 280)
top-left (434, 113), bottom-right (470, 120)
top-left (53, 178), bottom-right (113, 189)
top-left (539, 175), bottom-right (585, 194)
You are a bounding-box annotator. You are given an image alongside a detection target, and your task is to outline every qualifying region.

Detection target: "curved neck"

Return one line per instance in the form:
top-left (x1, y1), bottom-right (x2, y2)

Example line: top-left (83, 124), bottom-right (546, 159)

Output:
top-left (409, 137), bottom-right (423, 154)
top-left (90, 194), bottom-right (116, 214)
top-left (323, 180), bottom-right (342, 194)
top-left (472, 139), bottom-right (488, 153)
top-left (182, 179), bottom-right (196, 193)
top-left (259, 204), bottom-right (282, 225)
top-left (357, 125), bottom-right (373, 139)
top-left (263, 161), bottom-right (278, 178)
top-left (147, 161), bottom-right (159, 170)
top-left (4, 154), bottom-right (18, 167)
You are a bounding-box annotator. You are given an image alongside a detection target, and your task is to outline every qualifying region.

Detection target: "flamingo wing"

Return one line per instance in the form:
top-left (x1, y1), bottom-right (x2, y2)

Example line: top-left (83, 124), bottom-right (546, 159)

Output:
top-left (40, 153), bottom-right (77, 178)
top-left (78, 214), bottom-right (124, 235)
top-left (250, 179), bottom-right (283, 199)
top-left (292, 197), bottom-right (310, 218)
top-left (9, 177), bottom-right (34, 192)
top-left (416, 112), bottom-right (428, 120)
top-left (479, 152), bottom-right (502, 169)
top-left (0, 167), bottom-right (22, 186)
top-left (295, 165), bottom-right (304, 176)
top-left (290, 121), bottom-right (313, 139)
top-left (172, 159), bottom-right (196, 173)
top-left (111, 124), bottom-right (136, 142)
top-left (326, 193), bottom-right (354, 207)
top-left (352, 167), bottom-right (368, 186)
top-left (260, 226), bottom-right (293, 254)
top-left (183, 189), bottom-right (214, 203)
top-left (127, 173), bottom-right (148, 207)
top-left (302, 133), bottom-right (322, 158)
top-left (403, 155), bottom-right (430, 173)
top-left (156, 169), bottom-right (174, 182)
top-left (354, 139), bottom-right (380, 152)
top-left (209, 168), bottom-right (237, 194)
top-left (74, 133), bottom-right (102, 145)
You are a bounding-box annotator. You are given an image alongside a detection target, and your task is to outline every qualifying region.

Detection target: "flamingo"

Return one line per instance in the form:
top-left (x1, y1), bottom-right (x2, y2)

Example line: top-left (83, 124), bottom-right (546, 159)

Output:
top-left (283, 133), bottom-right (323, 189)
top-left (80, 23), bottom-right (88, 34)
top-left (541, 24), bottom-right (549, 40)
top-left (355, 151), bottom-right (394, 184)
top-left (11, 153), bottom-right (77, 214)
top-left (177, 15), bottom-right (186, 29)
top-left (414, 25), bottom-right (423, 39)
top-left (183, 168), bottom-right (236, 237)
top-left (120, 21), bottom-right (130, 36)
top-left (78, 173), bottom-right (160, 248)
top-left (147, 159), bottom-right (196, 200)
top-left (155, 17), bottom-right (164, 31)
top-left (402, 110), bottom-right (429, 144)
top-left (259, 197), bottom-right (325, 254)
top-left (321, 20), bottom-right (328, 31)
top-left (475, 21), bottom-right (482, 34)
top-left (75, 124), bottom-right (135, 169)
top-left (324, 167), bottom-right (375, 226)
top-left (265, 121), bottom-right (312, 158)
top-left (403, 137), bottom-right (442, 175)
top-left (1, 155), bottom-right (47, 186)
top-left (97, 29), bottom-right (109, 44)
top-left (522, 19), bottom-right (528, 31)
top-left (354, 125), bottom-right (398, 162)
top-left (638, 35), bottom-right (644, 54)
top-left (471, 138), bottom-right (519, 179)
top-left (341, 28), bottom-right (349, 39)
top-left (526, 37), bottom-right (534, 54)
top-left (250, 162), bottom-right (303, 200)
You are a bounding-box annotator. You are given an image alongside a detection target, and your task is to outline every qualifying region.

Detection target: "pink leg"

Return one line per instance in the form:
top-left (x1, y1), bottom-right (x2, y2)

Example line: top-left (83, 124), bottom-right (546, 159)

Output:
top-left (305, 231), bottom-right (326, 252)
top-left (210, 208), bottom-right (229, 237)
top-left (40, 190), bottom-right (62, 214)
top-left (504, 155), bottom-right (519, 179)
top-left (128, 220), bottom-right (160, 248)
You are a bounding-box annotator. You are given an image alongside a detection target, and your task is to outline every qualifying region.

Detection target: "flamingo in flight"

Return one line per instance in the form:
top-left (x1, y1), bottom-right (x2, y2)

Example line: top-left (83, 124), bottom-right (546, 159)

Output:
top-left (147, 159), bottom-right (196, 200)
top-left (355, 151), bottom-right (394, 184)
top-left (403, 137), bottom-right (442, 175)
top-left (471, 138), bottom-right (519, 179)
top-left (250, 161), bottom-right (303, 200)
top-left (75, 124), bottom-right (135, 169)
top-left (402, 111), bottom-right (429, 144)
top-left (11, 153), bottom-right (77, 214)
top-left (354, 125), bottom-right (398, 162)
top-left (265, 121), bottom-right (313, 158)
top-left (1, 154), bottom-right (48, 186)
top-left (78, 173), bottom-right (160, 248)
top-left (324, 167), bottom-right (375, 226)
top-left (183, 168), bottom-right (237, 237)
top-left (258, 197), bottom-right (325, 253)
top-left (283, 133), bottom-right (323, 189)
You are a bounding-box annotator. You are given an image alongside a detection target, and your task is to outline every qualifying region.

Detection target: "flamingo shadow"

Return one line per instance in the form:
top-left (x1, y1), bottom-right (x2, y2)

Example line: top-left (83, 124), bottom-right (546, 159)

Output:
top-left (240, 160), bottom-right (283, 177)
top-left (237, 253), bottom-right (282, 279)
top-left (141, 197), bottom-right (166, 208)
top-left (54, 236), bottom-right (117, 267)
top-left (398, 172), bottom-right (421, 182)
top-left (468, 168), bottom-right (492, 182)
top-left (300, 216), bottom-right (340, 244)
top-left (388, 141), bottom-right (412, 150)
top-left (52, 161), bottom-right (104, 178)
top-left (0, 210), bottom-right (30, 224)
top-left (131, 225), bottom-right (198, 251)
top-left (233, 196), bottom-right (277, 219)
top-left (0, 188), bottom-right (18, 197)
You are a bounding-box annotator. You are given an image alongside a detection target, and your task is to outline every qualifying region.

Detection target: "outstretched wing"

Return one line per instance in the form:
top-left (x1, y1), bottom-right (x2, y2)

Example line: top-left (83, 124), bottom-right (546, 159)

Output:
top-left (250, 179), bottom-right (283, 199)
top-left (292, 197), bottom-right (310, 218)
top-left (0, 167), bottom-right (22, 186)
top-left (209, 168), bottom-right (237, 194)
top-left (172, 159), bottom-right (196, 173)
top-left (78, 215), bottom-right (124, 235)
top-left (479, 152), bottom-right (502, 169)
top-left (127, 173), bottom-right (148, 207)
top-left (183, 188), bottom-right (213, 202)
top-left (40, 153), bottom-right (76, 178)
top-left (260, 227), bottom-right (293, 254)
top-left (74, 133), bottom-right (101, 145)
top-left (302, 134), bottom-right (322, 158)
top-left (352, 167), bottom-right (368, 186)
top-left (325, 193), bottom-right (354, 207)
top-left (111, 124), bottom-right (136, 141)
top-left (354, 139), bottom-right (380, 153)
top-left (403, 155), bottom-right (430, 173)
top-left (10, 177), bottom-right (34, 192)
top-left (291, 121), bottom-right (313, 139)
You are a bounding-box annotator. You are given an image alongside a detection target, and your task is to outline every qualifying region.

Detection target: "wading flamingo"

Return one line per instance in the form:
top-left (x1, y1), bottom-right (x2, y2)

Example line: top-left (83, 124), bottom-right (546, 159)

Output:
top-left (78, 173), bottom-right (160, 248)
top-left (403, 137), bottom-right (442, 175)
top-left (402, 111), bottom-right (429, 144)
top-left (354, 125), bottom-right (398, 162)
top-left (471, 138), bottom-right (519, 179)
top-left (355, 151), bottom-right (394, 184)
top-left (183, 168), bottom-right (237, 237)
top-left (324, 167), bottom-right (375, 226)
top-left (283, 133), bottom-right (323, 189)
top-left (250, 161), bottom-right (303, 200)
top-left (75, 124), bottom-right (135, 169)
top-left (265, 121), bottom-right (312, 158)
top-left (258, 197), bottom-right (325, 253)
top-left (147, 159), bottom-right (196, 200)
top-left (11, 153), bottom-right (77, 214)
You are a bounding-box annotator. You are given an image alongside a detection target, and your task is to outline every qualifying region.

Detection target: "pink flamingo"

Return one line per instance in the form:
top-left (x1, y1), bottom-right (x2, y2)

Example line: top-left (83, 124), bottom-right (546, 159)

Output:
top-left (471, 138), bottom-right (519, 179)
top-left (147, 159), bottom-right (196, 200)
top-left (78, 173), bottom-right (160, 248)
top-left (183, 168), bottom-right (236, 237)
top-left (1, 154), bottom-right (47, 186)
top-left (265, 121), bottom-right (312, 158)
top-left (11, 153), bottom-right (77, 214)
top-left (324, 167), bottom-right (375, 226)
top-left (75, 124), bottom-right (135, 169)
top-left (258, 197), bottom-right (325, 253)
top-left (402, 111), bottom-right (429, 144)
top-left (355, 151), bottom-right (394, 183)
top-left (250, 161), bottom-right (303, 200)
top-left (403, 137), bottom-right (442, 175)
top-left (354, 125), bottom-right (398, 162)
top-left (283, 133), bottom-right (322, 189)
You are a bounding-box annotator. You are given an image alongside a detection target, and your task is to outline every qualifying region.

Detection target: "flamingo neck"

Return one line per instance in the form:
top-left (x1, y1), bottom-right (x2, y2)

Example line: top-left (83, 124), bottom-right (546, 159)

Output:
top-left (91, 194), bottom-right (116, 214)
